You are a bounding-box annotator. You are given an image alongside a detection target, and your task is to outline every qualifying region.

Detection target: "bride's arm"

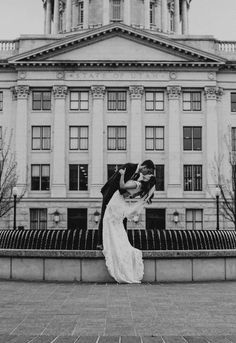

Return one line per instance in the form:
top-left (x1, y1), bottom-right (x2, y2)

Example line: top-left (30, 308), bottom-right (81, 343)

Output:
top-left (119, 169), bottom-right (138, 190)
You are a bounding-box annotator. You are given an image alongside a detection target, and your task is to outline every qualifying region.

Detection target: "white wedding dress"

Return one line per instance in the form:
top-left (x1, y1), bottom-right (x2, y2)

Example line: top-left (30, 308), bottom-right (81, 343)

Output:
top-left (102, 186), bottom-right (145, 284)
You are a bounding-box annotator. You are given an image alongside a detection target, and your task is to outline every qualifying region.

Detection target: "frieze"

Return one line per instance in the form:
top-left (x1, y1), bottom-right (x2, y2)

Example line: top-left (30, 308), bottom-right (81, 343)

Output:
top-left (91, 86), bottom-right (106, 99)
top-left (167, 86), bottom-right (181, 99)
top-left (204, 87), bottom-right (224, 100)
top-left (129, 86), bottom-right (144, 99)
top-left (12, 85), bottom-right (30, 99)
top-left (66, 71), bottom-right (161, 81)
top-left (53, 85), bottom-right (68, 98)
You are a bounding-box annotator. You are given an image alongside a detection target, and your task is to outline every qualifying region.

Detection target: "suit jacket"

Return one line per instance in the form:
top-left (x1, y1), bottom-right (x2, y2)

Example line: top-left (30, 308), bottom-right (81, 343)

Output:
top-left (101, 163), bottom-right (138, 205)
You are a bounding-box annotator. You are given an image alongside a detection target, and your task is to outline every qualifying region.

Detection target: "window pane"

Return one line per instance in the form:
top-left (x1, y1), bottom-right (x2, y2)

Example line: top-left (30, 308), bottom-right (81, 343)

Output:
top-left (146, 92), bottom-right (154, 101)
top-left (79, 164), bottom-right (88, 190)
top-left (69, 164), bottom-right (78, 190)
top-left (146, 127), bottom-right (154, 138)
top-left (71, 92), bottom-right (79, 101)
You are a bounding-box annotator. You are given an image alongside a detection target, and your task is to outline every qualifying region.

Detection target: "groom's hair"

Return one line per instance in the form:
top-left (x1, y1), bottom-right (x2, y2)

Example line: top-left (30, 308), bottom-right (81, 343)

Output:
top-left (141, 159), bottom-right (155, 171)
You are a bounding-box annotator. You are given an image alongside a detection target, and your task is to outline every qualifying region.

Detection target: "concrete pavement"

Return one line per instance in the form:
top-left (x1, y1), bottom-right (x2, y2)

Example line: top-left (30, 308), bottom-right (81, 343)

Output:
top-left (0, 281), bottom-right (236, 342)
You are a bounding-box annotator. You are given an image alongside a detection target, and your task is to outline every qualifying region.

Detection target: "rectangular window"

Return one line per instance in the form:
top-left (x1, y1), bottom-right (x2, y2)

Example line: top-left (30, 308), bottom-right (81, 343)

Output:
top-left (70, 91), bottom-right (89, 110)
top-left (30, 209), bottom-right (47, 230)
top-left (107, 164), bottom-right (123, 180)
top-left (32, 126), bottom-right (51, 150)
top-left (107, 91), bottom-right (127, 111)
top-left (232, 128), bottom-right (236, 151)
top-left (145, 126), bottom-right (164, 150)
top-left (78, 1), bottom-right (84, 24)
top-left (155, 165), bottom-right (164, 191)
top-left (69, 126), bottom-right (88, 150)
top-left (186, 209), bottom-right (203, 230)
top-left (150, 2), bottom-right (155, 25)
top-left (146, 209), bottom-right (166, 230)
top-left (32, 91), bottom-right (51, 111)
top-left (69, 164), bottom-right (88, 191)
top-left (183, 127), bottom-right (202, 151)
top-left (231, 93), bottom-right (236, 112)
top-left (107, 126), bottom-right (126, 150)
top-left (0, 126), bottom-right (2, 150)
top-left (145, 91), bottom-right (164, 111)
top-left (183, 91), bottom-right (201, 111)
top-left (0, 92), bottom-right (3, 111)
top-left (31, 164), bottom-right (50, 191)
top-left (67, 208), bottom-right (87, 230)
top-left (184, 165), bottom-right (202, 191)
top-left (111, 0), bottom-right (122, 21)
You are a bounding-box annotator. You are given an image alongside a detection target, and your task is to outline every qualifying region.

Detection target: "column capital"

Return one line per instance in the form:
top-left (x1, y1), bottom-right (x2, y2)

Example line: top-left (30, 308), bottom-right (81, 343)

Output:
top-left (53, 85), bottom-right (68, 98)
top-left (12, 85), bottom-right (30, 100)
top-left (204, 86), bottom-right (224, 101)
top-left (167, 86), bottom-right (181, 100)
top-left (91, 85), bottom-right (106, 99)
top-left (129, 85), bottom-right (144, 99)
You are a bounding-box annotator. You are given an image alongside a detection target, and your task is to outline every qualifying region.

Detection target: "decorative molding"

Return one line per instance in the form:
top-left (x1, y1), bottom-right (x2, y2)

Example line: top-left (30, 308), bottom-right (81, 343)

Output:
top-left (129, 85), bottom-right (144, 99)
top-left (204, 86), bottom-right (224, 100)
top-left (91, 85), bottom-right (106, 99)
top-left (167, 86), bottom-right (181, 100)
top-left (53, 85), bottom-right (68, 98)
top-left (18, 71), bottom-right (27, 80)
top-left (56, 71), bottom-right (65, 79)
top-left (169, 72), bottom-right (177, 80)
top-left (208, 72), bottom-right (215, 80)
top-left (12, 85), bottom-right (30, 99)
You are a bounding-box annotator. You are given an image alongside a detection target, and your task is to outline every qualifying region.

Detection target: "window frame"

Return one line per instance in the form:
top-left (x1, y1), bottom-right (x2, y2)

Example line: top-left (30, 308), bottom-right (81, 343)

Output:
top-left (183, 91), bottom-right (202, 112)
top-left (145, 126), bottom-right (164, 151)
top-left (186, 209), bottom-right (203, 230)
top-left (69, 164), bottom-right (88, 191)
top-left (184, 165), bottom-right (202, 191)
top-left (155, 164), bottom-right (165, 191)
top-left (31, 164), bottom-right (50, 191)
top-left (32, 90), bottom-right (51, 111)
top-left (32, 126), bottom-right (51, 151)
top-left (107, 126), bottom-right (127, 151)
top-left (110, 0), bottom-right (123, 22)
top-left (30, 208), bottom-right (47, 230)
top-left (69, 126), bottom-right (89, 151)
top-left (69, 90), bottom-right (89, 111)
top-left (183, 126), bottom-right (202, 151)
top-left (0, 91), bottom-right (3, 111)
top-left (231, 93), bottom-right (236, 112)
top-left (145, 91), bottom-right (164, 111)
top-left (107, 90), bottom-right (127, 111)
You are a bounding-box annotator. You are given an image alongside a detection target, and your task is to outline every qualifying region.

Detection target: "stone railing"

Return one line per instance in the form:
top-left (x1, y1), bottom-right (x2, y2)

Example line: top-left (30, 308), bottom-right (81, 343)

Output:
top-left (0, 40), bottom-right (17, 51)
top-left (218, 41), bottom-right (236, 53)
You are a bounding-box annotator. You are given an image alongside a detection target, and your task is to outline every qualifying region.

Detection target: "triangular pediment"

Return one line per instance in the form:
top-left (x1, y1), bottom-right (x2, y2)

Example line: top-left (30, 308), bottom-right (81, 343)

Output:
top-left (8, 23), bottom-right (226, 66)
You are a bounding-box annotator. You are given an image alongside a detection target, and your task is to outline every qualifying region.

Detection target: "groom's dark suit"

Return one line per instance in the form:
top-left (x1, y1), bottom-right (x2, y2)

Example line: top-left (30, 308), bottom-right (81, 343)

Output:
top-left (97, 163), bottom-right (139, 247)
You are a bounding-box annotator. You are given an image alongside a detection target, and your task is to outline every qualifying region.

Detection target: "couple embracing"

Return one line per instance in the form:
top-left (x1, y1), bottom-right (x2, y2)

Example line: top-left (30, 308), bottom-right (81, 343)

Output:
top-left (97, 160), bottom-right (156, 284)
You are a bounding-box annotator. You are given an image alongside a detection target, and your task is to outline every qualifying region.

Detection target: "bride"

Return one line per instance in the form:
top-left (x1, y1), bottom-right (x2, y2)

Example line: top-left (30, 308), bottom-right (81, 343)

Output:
top-left (102, 168), bottom-right (156, 284)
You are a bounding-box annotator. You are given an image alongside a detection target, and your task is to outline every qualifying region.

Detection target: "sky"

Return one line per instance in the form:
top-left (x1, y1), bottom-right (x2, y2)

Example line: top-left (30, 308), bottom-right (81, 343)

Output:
top-left (0, 0), bottom-right (236, 40)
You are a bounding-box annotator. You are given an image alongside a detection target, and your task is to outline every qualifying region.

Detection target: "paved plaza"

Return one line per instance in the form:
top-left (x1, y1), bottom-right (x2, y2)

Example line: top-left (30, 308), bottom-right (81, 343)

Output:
top-left (0, 281), bottom-right (236, 342)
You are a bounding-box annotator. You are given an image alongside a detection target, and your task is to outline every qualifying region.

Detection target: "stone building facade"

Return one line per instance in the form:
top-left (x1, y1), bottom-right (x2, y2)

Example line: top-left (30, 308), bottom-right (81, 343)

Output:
top-left (0, 0), bottom-right (236, 230)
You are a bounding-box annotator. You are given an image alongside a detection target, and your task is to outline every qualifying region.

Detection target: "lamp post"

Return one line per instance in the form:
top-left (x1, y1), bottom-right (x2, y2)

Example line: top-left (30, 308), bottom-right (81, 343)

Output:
top-left (12, 187), bottom-right (18, 230)
top-left (215, 185), bottom-right (220, 230)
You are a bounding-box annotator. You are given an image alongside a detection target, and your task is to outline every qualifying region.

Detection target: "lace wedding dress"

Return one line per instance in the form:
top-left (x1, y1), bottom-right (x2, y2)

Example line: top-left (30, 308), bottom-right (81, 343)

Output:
top-left (102, 188), bottom-right (145, 283)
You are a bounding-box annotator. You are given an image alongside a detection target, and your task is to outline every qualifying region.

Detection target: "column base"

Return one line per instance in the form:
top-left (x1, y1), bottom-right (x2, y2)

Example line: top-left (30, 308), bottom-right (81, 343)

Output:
top-left (167, 185), bottom-right (182, 198)
top-left (51, 184), bottom-right (67, 198)
top-left (90, 184), bottom-right (103, 198)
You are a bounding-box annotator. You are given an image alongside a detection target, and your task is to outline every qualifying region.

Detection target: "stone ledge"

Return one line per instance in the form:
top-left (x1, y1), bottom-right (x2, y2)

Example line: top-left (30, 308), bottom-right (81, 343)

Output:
top-left (0, 249), bottom-right (236, 258)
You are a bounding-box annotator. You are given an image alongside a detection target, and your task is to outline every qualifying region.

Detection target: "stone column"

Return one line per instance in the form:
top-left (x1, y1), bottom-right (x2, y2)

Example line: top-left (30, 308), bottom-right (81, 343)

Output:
top-left (103, 0), bottom-right (110, 25)
top-left (13, 86), bottom-right (30, 193)
top-left (144, 0), bottom-right (150, 29)
top-left (167, 86), bottom-right (182, 198)
top-left (45, 0), bottom-right (52, 34)
top-left (52, 86), bottom-right (68, 197)
top-left (66, 0), bottom-right (72, 32)
top-left (129, 86), bottom-right (144, 163)
top-left (83, 0), bottom-right (89, 29)
top-left (204, 87), bottom-right (223, 194)
top-left (90, 86), bottom-right (106, 197)
top-left (124, 0), bottom-right (131, 26)
top-left (161, 0), bottom-right (168, 32)
top-left (156, 0), bottom-right (162, 30)
top-left (72, 0), bottom-right (78, 28)
top-left (174, 0), bottom-right (180, 34)
top-left (181, 0), bottom-right (188, 34)
top-left (53, 0), bottom-right (60, 34)
top-left (43, 1), bottom-right (47, 34)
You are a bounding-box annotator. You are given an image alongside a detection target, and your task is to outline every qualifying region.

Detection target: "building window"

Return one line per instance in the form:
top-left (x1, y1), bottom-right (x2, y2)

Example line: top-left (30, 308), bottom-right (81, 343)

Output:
top-left (69, 126), bottom-right (88, 150)
top-left (184, 165), bottom-right (202, 191)
top-left (232, 128), bottom-right (236, 151)
top-left (111, 0), bottom-right (122, 21)
top-left (32, 126), bottom-right (51, 150)
top-left (30, 209), bottom-right (47, 230)
top-left (145, 126), bottom-right (164, 150)
top-left (69, 164), bottom-right (88, 191)
top-left (150, 2), bottom-right (155, 26)
top-left (183, 127), bottom-right (202, 151)
top-left (145, 91), bottom-right (164, 111)
top-left (155, 165), bottom-right (164, 191)
top-left (146, 209), bottom-right (166, 230)
top-left (0, 126), bottom-right (2, 150)
top-left (183, 91), bottom-right (201, 111)
top-left (231, 93), bottom-right (236, 112)
top-left (107, 126), bottom-right (126, 150)
top-left (107, 91), bottom-right (127, 111)
top-left (32, 91), bottom-right (51, 111)
top-left (31, 164), bottom-right (50, 191)
top-left (107, 164), bottom-right (123, 180)
top-left (70, 91), bottom-right (89, 110)
top-left (186, 209), bottom-right (203, 230)
top-left (67, 208), bottom-right (87, 230)
top-left (78, 1), bottom-right (84, 25)
top-left (0, 92), bottom-right (3, 111)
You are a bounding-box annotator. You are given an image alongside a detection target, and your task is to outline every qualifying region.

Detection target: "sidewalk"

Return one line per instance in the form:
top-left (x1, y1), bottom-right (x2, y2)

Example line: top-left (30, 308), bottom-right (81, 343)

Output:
top-left (0, 281), bottom-right (236, 343)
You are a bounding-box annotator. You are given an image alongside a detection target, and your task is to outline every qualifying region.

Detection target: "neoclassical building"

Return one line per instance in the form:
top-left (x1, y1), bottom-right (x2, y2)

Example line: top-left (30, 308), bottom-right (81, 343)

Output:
top-left (0, 0), bottom-right (235, 230)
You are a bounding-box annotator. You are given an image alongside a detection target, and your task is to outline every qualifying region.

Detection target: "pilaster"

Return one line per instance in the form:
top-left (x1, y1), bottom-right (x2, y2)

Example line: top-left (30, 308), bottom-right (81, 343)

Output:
top-left (167, 86), bottom-right (182, 198)
top-left (45, 0), bottom-right (52, 34)
top-left (53, 0), bottom-right (60, 34)
top-left (66, 0), bottom-right (72, 32)
top-left (51, 85), bottom-right (68, 197)
top-left (174, 0), bottom-right (180, 34)
top-left (181, 0), bottom-right (188, 34)
top-left (161, 0), bottom-right (168, 32)
top-left (103, 0), bottom-right (110, 25)
top-left (144, 0), bottom-right (150, 29)
top-left (83, 0), bottom-right (89, 29)
top-left (124, 0), bottom-right (131, 26)
top-left (129, 86), bottom-right (144, 163)
top-left (90, 86), bottom-right (106, 198)
top-left (13, 86), bottom-right (30, 193)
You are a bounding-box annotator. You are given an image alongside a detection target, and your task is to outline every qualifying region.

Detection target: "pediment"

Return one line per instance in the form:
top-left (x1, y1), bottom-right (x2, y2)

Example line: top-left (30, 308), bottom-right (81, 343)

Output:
top-left (8, 23), bottom-right (226, 66)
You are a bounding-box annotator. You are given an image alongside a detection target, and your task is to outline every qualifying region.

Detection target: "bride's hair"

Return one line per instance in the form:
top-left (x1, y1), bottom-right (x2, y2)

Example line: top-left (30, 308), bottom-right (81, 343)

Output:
top-left (138, 176), bottom-right (156, 203)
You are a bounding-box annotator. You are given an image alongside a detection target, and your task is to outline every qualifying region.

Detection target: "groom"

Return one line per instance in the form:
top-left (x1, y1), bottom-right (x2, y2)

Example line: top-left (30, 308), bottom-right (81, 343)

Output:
top-left (96, 160), bottom-right (155, 250)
